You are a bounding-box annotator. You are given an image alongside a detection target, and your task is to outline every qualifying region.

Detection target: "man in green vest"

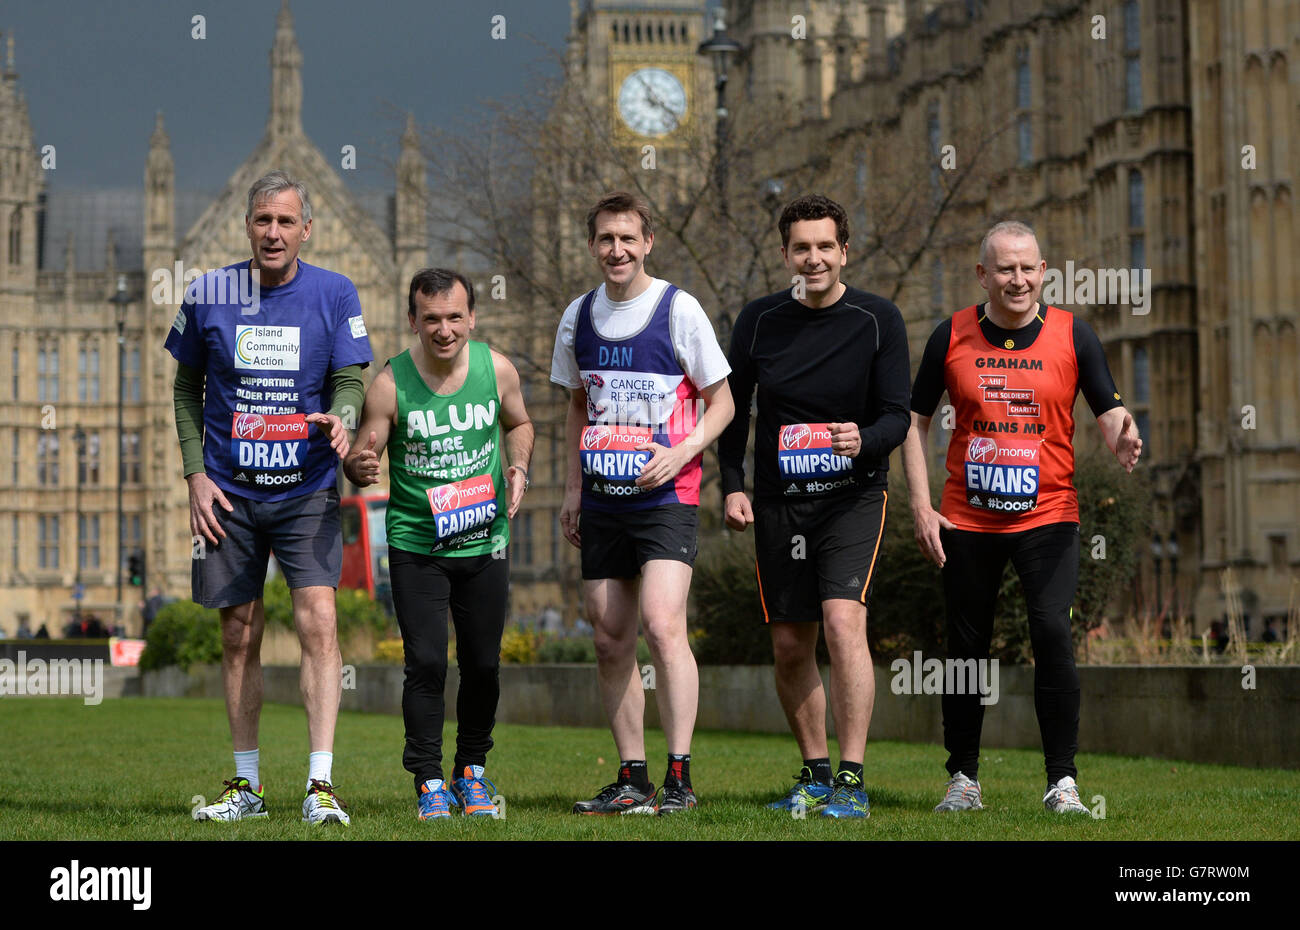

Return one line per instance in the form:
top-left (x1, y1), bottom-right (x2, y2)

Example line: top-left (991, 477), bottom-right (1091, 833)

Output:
top-left (344, 268), bottom-right (533, 820)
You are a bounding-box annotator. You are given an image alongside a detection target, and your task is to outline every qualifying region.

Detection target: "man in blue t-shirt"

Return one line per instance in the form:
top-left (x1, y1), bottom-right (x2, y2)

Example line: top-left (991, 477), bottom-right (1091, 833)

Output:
top-left (164, 170), bottom-right (373, 825)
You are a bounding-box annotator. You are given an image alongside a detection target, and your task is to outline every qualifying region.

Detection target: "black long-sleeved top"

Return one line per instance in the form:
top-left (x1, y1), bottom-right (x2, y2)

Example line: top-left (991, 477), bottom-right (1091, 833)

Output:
top-left (718, 285), bottom-right (912, 501)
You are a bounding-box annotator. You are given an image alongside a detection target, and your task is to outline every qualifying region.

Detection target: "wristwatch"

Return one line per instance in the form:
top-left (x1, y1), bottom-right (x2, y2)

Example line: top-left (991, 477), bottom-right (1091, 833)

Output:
top-left (514, 466), bottom-right (530, 491)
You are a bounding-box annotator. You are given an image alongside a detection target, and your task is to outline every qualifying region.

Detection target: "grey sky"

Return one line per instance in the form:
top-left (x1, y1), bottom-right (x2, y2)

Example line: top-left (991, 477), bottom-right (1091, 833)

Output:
top-left (6, 0), bottom-right (572, 194)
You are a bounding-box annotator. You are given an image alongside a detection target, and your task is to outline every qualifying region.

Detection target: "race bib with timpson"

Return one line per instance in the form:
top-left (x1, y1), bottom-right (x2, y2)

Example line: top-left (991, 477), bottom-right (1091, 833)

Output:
top-left (777, 423), bottom-right (855, 495)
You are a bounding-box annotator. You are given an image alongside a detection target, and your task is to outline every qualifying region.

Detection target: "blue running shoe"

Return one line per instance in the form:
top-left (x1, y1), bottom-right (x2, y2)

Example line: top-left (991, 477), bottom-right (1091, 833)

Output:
top-left (417, 778), bottom-right (457, 820)
top-left (766, 766), bottom-right (834, 812)
top-left (820, 771), bottom-right (870, 819)
top-left (451, 765), bottom-right (498, 817)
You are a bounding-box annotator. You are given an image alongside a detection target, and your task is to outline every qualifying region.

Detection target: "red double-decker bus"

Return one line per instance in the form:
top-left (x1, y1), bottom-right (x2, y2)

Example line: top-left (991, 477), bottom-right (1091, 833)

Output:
top-left (339, 492), bottom-right (393, 613)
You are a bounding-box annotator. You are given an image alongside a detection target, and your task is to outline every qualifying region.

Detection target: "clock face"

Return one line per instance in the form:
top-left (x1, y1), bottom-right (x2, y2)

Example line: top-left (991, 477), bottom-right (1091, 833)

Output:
top-left (618, 68), bottom-right (687, 137)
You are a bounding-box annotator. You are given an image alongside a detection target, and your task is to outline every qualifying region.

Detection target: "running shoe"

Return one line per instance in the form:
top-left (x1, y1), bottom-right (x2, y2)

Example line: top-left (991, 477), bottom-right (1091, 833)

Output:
top-left (301, 779), bottom-right (350, 825)
top-left (934, 771), bottom-right (984, 812)
top-left (1043, 775), bottom-right (1089, 814)
top-left (656, 779), bottom-right (697, 815)
top-left (417, 778), bottom-right (457, 820)
top-left (820, 771), bottom-right (870, 819)
top-left (193, 776), bottom-right (267, 821)
top-left (766, 766), bottom-right (834, 812)
top-left (572, 780), bottom-right (657, 815)
top-left (451, 765), bottom-right (498, 817)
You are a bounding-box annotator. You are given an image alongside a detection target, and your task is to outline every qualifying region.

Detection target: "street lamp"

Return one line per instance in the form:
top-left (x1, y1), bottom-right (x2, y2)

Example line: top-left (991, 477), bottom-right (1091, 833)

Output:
top-left (697, 7), bottom-right (742, 218)
top-left (108, 274), bottom-right (132, 618)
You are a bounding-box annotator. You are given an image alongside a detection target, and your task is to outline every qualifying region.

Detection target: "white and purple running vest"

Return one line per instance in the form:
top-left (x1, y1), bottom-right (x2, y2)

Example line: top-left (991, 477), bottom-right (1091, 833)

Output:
top-left (574, 284), bottom-right (702, 512)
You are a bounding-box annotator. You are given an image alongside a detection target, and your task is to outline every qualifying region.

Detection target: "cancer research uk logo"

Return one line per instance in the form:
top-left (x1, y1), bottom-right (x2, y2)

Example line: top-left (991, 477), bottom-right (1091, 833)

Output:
top-left (0, 651), bottom-right (104, 705)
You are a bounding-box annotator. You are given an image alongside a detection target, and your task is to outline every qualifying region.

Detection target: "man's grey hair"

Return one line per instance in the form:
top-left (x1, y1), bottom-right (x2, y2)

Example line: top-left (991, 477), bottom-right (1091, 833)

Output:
top-left (979, 220), bottom-right (1039, 266)
top-left (246, 170), bottom-right (312, 223)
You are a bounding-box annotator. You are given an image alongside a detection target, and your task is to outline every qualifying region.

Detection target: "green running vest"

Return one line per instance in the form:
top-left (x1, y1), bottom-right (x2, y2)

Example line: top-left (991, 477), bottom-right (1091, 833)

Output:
top-left (385, 342), bottom-right (508, 557)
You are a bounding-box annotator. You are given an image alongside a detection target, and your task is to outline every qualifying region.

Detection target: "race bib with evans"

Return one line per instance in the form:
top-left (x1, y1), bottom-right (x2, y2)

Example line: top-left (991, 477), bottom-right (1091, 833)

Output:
top-left (229, 412), bottom-right (308, 490)
top-left (427, 474), bottom-right (498, 545)
top-left (963, 436), bottom-right (1041, 514)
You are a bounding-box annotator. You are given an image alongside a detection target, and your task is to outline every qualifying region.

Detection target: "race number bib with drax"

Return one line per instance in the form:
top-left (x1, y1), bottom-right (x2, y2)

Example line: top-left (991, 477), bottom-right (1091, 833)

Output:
top-left (229, 412), bottom-right (308, 490)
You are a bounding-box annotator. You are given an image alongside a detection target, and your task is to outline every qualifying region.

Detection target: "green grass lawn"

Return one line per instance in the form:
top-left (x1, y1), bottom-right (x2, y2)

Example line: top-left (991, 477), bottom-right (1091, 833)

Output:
top-left (1, 698), bottom-right (1296, 841)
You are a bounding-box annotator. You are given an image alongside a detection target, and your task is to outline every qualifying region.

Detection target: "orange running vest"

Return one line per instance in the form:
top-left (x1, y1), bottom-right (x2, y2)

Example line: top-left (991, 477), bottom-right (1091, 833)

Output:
top-left (940, 304), bottom-right (1079, 532)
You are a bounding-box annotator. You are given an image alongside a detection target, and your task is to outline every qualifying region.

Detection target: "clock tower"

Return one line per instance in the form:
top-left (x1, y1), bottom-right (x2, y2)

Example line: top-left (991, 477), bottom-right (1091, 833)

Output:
top-left (567, 0), bottom-right (710, 149)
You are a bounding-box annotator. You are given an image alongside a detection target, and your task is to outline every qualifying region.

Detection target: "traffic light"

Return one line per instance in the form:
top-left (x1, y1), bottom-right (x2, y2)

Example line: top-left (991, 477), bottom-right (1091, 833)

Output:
top-left (128, 550), bottom-right (145, 587)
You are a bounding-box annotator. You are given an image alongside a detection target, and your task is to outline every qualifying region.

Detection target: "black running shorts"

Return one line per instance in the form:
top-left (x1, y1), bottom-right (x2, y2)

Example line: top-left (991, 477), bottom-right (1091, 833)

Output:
top-left (753, 490), bottom-right (887, 622)
top-left (580, 504), bottom-right (699, 580)
top-left (192, 487), bottom-right (342, 609)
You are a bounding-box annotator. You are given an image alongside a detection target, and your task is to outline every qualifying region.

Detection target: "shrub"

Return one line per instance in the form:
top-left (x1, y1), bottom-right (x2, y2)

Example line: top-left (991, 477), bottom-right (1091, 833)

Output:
top-left (499, 627), bottom-right (537, 664)
top-left (689, 531), bottom-right (777, 665)
top-left (262, 576), bottom-right (394, 638)
top-left (139, 600), bottom-right (222, 671)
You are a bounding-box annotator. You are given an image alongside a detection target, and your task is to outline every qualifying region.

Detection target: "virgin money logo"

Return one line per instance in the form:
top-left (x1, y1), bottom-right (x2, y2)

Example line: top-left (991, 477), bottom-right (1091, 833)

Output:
top-left (234, 413), bottom-right (266, 440)
top-left (431, 485), bottom-right (460, 513)
top-left (968, 437), bottom-right (998, 463)
top-left (781, 424), bottom-right (812, 450)
top-left (584, 426), bottom-right (612, 450)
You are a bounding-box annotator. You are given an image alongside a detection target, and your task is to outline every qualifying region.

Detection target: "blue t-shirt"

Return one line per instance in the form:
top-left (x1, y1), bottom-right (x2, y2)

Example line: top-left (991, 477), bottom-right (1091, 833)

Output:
top-left (163, 259), bottom-right (373, 502)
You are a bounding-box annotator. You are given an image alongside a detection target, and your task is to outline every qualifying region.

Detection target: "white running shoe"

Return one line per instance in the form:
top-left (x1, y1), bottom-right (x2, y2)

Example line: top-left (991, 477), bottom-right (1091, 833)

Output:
top-left (1043, 775), bottom-right (1090, 813)
top-left (194, 777), bottom-right (268, 821)
top-left (934, 772), bottom-right (984, 812)
top-left (302, 779), bottom-right (351, 825)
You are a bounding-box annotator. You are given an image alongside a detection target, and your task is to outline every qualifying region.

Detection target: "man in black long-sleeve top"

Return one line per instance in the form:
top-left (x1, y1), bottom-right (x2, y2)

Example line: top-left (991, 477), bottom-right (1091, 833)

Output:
top-left (718, 194), bottom-right (910, 819)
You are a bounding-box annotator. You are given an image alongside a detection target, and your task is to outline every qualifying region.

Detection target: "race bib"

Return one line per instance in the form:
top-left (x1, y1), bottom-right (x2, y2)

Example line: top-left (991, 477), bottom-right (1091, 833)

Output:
top-left (427, 475), bottom-right (497, 543)
top-left (581, 425), bottom-right (654, 496)
top-left (229, 412), bottom-right (308, 490)
top-left (963, 436), bottom-right (1040, 514)
top-left (778, 423), bottom-right (853, 481)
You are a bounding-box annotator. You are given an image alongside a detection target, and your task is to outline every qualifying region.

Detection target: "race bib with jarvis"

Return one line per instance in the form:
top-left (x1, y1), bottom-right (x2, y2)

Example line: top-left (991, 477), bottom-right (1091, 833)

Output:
top-left (963, 436), bottom-right (1041, 513)
top-left (581, 425), bottom-right (654, 498)
top-left (162, 260), bottom-right (373, 502)
top-left (778, 423), bottom-right (855, 495)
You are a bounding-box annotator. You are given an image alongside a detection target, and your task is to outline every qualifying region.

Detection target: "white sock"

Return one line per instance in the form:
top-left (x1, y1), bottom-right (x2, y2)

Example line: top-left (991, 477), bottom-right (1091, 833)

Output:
top-left (234, 749), bottom-right (260, 786)
top-left (308, 751), bottom-right (333, 789)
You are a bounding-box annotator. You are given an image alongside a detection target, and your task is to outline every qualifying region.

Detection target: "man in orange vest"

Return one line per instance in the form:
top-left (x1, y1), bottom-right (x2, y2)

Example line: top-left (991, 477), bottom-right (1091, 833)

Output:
top-left (902, 220), bottom-right (1142, 814)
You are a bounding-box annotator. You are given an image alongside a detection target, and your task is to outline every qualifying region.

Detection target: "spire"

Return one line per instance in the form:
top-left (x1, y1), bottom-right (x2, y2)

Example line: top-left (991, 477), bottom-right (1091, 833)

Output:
top-left (396, 113), bottom-right (427, 254)
top-left (269, 0), bottom-right (303, 137)
top-left (145, 111), bottom-right (175, 252)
